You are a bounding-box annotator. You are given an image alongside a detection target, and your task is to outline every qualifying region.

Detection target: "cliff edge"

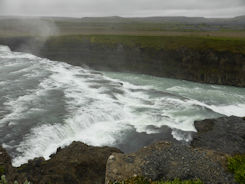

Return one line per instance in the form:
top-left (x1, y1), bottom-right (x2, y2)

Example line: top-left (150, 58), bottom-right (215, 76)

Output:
top-left (0, 35), bottom-right (244, 87)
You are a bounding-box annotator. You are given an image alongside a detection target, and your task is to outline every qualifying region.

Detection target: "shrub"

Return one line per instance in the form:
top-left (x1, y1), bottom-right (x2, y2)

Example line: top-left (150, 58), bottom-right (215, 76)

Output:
top-left (0, 175), bottom-right (7, 184)
top-left (227, 154), bottom-right (245, 184)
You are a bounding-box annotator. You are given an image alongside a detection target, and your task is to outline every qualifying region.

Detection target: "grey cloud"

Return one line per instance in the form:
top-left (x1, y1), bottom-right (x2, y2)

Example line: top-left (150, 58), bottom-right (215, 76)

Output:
top-left (0, 0), bottom-right (244, 17)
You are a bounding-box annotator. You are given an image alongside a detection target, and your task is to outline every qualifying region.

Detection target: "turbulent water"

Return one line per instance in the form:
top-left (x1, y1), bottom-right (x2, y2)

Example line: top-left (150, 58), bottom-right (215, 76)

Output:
top-left (0, 45), bottom-right (245, 167)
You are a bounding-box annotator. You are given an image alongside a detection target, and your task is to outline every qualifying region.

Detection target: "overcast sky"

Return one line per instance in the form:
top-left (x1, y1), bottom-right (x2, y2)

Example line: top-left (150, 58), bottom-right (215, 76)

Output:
top-left (0, 0), bottom-right (245, 18)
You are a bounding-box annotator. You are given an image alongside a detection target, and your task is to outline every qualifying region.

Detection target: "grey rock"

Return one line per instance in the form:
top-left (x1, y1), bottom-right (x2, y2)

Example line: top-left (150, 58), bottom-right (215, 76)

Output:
top-left (106, 141), bottom-right (235, 184)
top-left (191, 116), bottom-right (245, 154)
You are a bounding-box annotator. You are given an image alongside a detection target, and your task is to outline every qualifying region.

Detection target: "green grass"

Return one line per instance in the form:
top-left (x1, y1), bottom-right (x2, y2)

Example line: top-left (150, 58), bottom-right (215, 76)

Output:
top-left (227, 154), bottom-right (245, 184)
top-left (2, 17), bottom-right (245, 36)
top-left (110, 177), bottom-right (203, 184)
top-left (46, 34), bottom-right (245, 55)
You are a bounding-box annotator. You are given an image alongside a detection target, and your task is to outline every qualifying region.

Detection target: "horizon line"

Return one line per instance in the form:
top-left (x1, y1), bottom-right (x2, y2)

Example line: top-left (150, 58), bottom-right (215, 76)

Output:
top-left (0, 14), bottom-right (244, 19)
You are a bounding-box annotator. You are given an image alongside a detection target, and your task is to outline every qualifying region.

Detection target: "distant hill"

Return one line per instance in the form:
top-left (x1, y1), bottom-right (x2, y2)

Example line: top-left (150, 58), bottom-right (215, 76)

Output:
top-left (231, 15), bottom-right (245, 24)
top-left (79, 15), bottom-right (245, 25)
top-left (0, 15), bottom-right (244, 37)
top-left (0, 15), bottom-right (245, 25)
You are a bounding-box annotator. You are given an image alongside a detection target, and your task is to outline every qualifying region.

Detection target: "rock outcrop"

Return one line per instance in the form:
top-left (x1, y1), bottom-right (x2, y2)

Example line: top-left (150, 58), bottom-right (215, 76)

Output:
top-left (105, 141), bottom-right (234, 184)
top-left (191, 116), bottom-right (245, 154)
top-left (1, 142), bottom-right (122, 184)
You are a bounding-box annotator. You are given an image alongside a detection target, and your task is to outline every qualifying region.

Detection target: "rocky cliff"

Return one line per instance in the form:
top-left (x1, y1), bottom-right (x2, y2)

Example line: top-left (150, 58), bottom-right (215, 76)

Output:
top-left (0, 142), bottom-right (121, 184)
top-left (0, 35), bottom-right (244, 87)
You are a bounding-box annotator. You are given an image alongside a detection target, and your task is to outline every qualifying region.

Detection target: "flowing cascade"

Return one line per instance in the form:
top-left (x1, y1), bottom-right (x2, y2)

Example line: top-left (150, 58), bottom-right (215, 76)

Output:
top-left (0, 45), bottom-right (244, 167)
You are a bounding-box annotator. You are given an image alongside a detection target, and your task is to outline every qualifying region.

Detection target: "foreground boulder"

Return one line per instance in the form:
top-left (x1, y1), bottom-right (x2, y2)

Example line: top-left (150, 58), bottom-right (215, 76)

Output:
top-left (2, 142), bottom-right (121, 184)
top-left (105, 141), bottom-right (235, 184)
top-left (0, 146), bottom-right (15, 179)
top-left (191, 116), bottom-right (245, 154)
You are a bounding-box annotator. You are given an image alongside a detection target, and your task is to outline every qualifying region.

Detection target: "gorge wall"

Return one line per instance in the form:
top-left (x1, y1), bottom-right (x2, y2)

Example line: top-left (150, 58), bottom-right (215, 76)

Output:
top-left (0, 35), bottom-right (244, 87)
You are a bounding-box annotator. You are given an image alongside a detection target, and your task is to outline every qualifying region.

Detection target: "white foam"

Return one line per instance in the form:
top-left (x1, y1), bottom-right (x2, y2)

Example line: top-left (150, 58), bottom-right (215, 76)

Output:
top-left (166, 85), bottom-right (245, 118)
top-left (0, 51), bottom-right (38, 60)
top-left (181, 98), bottom-right (245, 117)
top-left (0, 81), bottom-right (6, 86)
top-left (208, 104), bottom-right (245, 117)
top-left (171, 129), bottom-right (193, 142)
top-left (0, 45), bottom-right (11, 53)
top-left (0, 88), bottom-right (49, 126)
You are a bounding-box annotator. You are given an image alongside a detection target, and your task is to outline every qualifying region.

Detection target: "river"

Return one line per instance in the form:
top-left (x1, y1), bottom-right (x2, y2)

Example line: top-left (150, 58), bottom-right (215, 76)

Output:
top-left (0, 45), bottom-right (244, 167)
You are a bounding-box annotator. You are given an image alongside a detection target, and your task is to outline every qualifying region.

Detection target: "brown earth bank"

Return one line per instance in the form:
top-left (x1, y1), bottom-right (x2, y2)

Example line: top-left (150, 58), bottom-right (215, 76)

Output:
top-left (0, 116), bottom-right (245, 184)
top-left (0, 36), bottom-right (244, 87)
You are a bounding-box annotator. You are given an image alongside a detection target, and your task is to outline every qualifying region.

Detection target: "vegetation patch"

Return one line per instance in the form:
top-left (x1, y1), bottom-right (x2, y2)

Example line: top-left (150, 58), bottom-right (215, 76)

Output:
top-left (0, 166), bottom-right (5, 176)
top-left (46, 34), bottom-right (245, 55)
top-left (110, 177), bottom-right (203, 184)
top-left (227, 154), bottom-right (245, 184)
top-left (0, 175), bottom-right (30, 184)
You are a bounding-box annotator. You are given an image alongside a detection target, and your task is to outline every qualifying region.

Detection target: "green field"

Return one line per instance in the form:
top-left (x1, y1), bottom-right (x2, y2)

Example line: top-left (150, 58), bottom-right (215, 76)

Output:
top-left (0, 16), bottom-right (245, 37)
top-left (44, 34), bottom-right (245, 54)
top-left (0, 16), bottom-right (245, 55)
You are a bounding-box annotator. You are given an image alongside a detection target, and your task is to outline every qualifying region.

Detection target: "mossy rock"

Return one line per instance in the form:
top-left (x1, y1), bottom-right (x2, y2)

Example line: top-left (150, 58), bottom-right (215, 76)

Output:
top-left (227, 154), bottom-right (245, 184)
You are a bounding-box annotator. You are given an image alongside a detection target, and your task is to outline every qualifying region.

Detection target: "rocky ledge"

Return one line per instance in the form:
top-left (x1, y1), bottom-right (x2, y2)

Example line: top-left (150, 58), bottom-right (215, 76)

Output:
top-left (191, 116), bottom-right (245, 154)
top-left (0, 116), bottom-right (244, 184)
top-left (0, 142), bottom-right (121, 184)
